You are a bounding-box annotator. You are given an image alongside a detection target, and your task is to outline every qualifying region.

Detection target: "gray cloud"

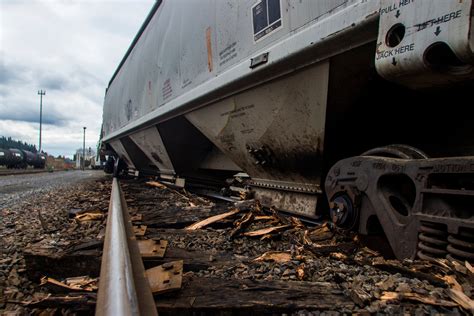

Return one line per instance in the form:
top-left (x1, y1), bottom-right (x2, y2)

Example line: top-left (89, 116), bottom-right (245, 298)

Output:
top-left (0, 63), bottom-right (27, 84)
top-left (0, 106), bottom-right (69, 126)
top-left (41, 74), bottom-right (67, 91)
top-left (0, 0), bottom-right (153, 157)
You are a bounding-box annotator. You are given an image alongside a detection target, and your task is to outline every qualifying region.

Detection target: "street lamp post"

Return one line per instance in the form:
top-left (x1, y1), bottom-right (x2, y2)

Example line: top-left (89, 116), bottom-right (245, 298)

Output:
top-left (82, 127), bottom-right (86, 171)
top-left (38, 90), bottom-right (46, 152)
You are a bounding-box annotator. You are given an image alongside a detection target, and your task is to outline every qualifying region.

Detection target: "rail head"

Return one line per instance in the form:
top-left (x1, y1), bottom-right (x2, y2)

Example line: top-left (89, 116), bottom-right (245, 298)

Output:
top-left (96, 178), bottom-right (157, 316)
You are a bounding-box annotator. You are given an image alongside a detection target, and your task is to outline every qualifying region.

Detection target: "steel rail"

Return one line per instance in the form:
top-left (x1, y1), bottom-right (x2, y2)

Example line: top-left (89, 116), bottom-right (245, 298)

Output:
top-left (96, 178), bottom-right (157, 316)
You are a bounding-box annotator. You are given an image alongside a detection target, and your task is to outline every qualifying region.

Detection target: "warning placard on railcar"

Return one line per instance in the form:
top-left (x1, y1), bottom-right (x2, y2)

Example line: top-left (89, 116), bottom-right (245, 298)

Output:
top-left (252, 0), bottom-right (282, 42)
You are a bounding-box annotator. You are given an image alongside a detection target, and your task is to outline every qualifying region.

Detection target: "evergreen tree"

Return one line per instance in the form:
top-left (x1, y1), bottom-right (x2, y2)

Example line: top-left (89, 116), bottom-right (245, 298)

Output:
top-left (0, 136), bottom-right (38, 153)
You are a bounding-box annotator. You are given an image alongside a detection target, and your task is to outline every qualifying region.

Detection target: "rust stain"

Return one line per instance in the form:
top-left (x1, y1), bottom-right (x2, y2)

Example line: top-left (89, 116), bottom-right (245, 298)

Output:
top-left (206, 27), bottom-right (213, 72)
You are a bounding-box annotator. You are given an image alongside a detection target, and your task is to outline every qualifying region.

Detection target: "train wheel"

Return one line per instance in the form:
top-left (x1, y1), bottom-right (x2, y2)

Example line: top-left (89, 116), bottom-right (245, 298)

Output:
top-left (328, 144), bottom-right (427, 230)
top-left (328, 193), bottom-right (358, 230)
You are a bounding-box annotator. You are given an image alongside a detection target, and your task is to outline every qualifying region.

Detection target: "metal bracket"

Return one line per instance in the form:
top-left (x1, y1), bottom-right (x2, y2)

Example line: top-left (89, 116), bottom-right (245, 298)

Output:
top-left (250, 52), bottom-right (269, 68)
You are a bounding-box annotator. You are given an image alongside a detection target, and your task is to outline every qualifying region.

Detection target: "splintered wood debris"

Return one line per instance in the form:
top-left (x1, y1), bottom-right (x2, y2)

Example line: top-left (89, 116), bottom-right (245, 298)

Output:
top-left (132, 179), bottom-right (474, 313)
top-left (380, 291), bottom-right (458, 307)
top-left (3, 177), bottom-right (474, 315)
top-left (40, 276), bottom-right (98, 292)
top-left (75, 212), bottom-right (103, 222)
top-left (253, 251), bottom-right (292, 263)
top-left (447, 288), bottom-right (474, 313)
top-left (1, 178), bottom-right (109, 314)
top-left (229, 212), bottom-right (254, 238)
top-left (185, 208), bottom-right (241, 230)
top-left (466, 261), bottom-right (474, 274)
top-left (243, 225), bottom-right (291, 237)
top-left (146, 181), bottom-right (168, 189)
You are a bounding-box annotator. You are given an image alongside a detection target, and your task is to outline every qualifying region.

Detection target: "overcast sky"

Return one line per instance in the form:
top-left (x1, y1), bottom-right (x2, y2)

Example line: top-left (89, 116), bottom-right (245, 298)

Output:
top-left (0, 0), bottom-right (154, 158)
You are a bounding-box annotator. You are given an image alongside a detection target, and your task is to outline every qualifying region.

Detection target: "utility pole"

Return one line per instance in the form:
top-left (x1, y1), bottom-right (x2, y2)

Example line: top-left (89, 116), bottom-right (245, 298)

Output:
top-left (38, 90), bottom-right (46, 152)
top-left (82, 127), bottom-right (86, 171)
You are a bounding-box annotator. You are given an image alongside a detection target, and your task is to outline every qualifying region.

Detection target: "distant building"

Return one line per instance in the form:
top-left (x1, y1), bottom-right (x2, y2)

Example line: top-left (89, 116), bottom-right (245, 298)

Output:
top-left (46, 155), bottom-right (75, 170)
top-left (75, 147), bottom-right (96, 169)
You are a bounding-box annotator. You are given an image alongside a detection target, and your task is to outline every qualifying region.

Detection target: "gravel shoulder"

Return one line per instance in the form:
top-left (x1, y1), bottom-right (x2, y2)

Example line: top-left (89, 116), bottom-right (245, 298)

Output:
top-left (1, 171), bottom-right (110, 315)
top-left (0, 170), bottom-right (105, 208)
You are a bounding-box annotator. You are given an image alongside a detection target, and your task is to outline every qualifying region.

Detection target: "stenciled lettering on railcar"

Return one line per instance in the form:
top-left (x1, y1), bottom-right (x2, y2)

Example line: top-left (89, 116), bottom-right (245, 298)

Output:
top-left (379, 0), bottom-right (413, 16)
top-left (219, 42), bottom-right (238, 66)
top-left (219, 133), bottom-right (236, 152)
top-left (252, 0), bottom-right (282, 42)
top-left (391, 164), bottom-right (405, 173)
top-left (182, 78), bottom-right (192, 89)
top-left (414, 10), bottom-right (462, 31)
top-left (162, 78), bottom-right (173, 101)
top-left (220, 104), bottom-right (255, 117)
top-left (376, 43), bottom-right (415, 60)
top-left (372, 162), bottom-right (386, 170)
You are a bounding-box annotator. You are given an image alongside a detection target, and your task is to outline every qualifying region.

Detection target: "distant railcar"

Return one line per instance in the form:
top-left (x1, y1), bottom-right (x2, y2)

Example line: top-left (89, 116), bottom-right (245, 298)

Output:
top-left (101, 0), bottom-right (474, 261)
top-left (30, 152), bottom-right (46, 169)
top-left (0, 149), bottom-right (46, 169)
top-left (0, 149), bottom-right (10, 166)
top-left (7, 149), bottom-right (26, 169)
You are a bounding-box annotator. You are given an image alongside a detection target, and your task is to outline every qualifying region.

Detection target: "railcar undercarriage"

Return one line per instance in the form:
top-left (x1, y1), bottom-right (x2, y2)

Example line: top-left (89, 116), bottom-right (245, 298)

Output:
top-left (101, 0), bottom-right (474, 261)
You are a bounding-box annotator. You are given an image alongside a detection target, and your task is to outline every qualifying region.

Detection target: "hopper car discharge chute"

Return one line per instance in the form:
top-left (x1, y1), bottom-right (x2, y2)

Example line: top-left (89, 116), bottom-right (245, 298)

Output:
top-left (101, 0), bottom-right (474, 261)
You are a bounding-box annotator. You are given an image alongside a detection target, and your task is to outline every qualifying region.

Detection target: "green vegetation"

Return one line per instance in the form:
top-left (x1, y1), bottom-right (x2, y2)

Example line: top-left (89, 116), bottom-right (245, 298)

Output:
top-left (0, 136), bottom-right (38, 152)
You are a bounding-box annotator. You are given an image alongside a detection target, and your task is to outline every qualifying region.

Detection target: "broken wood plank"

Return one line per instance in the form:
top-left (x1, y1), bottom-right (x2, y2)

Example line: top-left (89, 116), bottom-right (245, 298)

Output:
top-left (442, 275), bottom-right (463, 292)
top-left (296, 263), bottom-right (305, 280)
top-left (350, 288), bottom-right (372, 307)
top-left (146, 181), bottom-right (167, 189)
top-left (330, 252), bottom-right (349, 261)
top-left (75, 212), bottom-right (103, 222)
top-left (143, 247), bottom-right (239, 272)
top-left (253, 251), bottom-right (292, 263)
top-left (381, 291), bottom-right (457, 307)
top-left (290, 217), bottom-right (305, 229)
top-left (230, 212), bottom-right (254, 238)
top-left (146, 181), bottom-right (199, 206)
top-left (371, 259), bottom-right (447, 287)
top-left (466, 261), bottom-right (474, 274)
top-left (141, 208), bottom-right (235, 230)
top-left (154, 276), bottom-right (352, 313)
top-left (304, 223), bottom-right (334, 243)
top-left (40, 276), bottom-right (98, 293)
top-left (64, 240), bottom-right (103, 254)
top-left (138, 239), bottom-right (168, 259)
top-left (242, 225), bottom-right (290, 237)
top-left (20, 293), bottom-right (96, 310)
top-left (185, 209), bottom-right (240, 230)
top-left (254, 215), bottom-right (274, 221)
top-left (146, 260), bottom-right (183, 294)
top-left (23, 248), bottom-right (101, 281)
top-left (306, 242), bottom-right (357, 256)
top-left (447, 289), bottom-right (474, 314)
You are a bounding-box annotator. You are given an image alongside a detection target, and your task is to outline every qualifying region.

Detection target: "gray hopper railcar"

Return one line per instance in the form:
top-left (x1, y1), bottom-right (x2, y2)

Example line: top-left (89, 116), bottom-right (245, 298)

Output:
top-left (101, 0), bottom-right (474, 261)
